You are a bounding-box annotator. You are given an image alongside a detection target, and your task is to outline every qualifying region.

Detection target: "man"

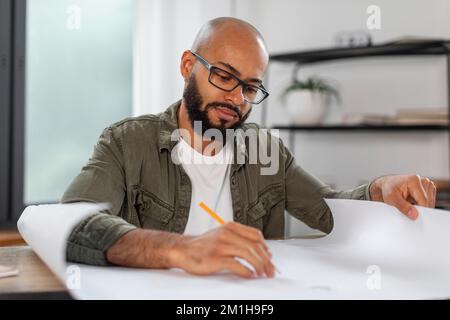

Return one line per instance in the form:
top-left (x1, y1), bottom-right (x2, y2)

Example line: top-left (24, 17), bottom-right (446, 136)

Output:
top-left (62, 17), bottom-right (436, 279)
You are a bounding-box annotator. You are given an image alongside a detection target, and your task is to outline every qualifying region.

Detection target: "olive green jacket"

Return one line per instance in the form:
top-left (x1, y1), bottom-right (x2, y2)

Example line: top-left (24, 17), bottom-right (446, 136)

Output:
top-left (62, 100), bottom-right (371, 265)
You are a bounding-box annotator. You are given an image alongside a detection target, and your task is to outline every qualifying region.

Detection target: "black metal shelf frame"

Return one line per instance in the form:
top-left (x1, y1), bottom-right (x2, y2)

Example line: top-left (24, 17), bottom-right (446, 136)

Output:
top-left (262, 41), bottom-right (450, 174)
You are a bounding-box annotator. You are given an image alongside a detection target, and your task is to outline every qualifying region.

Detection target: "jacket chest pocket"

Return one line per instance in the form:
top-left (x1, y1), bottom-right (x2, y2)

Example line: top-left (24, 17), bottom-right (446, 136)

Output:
top-left (247, 200), bottom-right (267, 231)
top-left (132, 186), bottom-right (174, 230)
top-left (246, 183), bottom-right (284, 231)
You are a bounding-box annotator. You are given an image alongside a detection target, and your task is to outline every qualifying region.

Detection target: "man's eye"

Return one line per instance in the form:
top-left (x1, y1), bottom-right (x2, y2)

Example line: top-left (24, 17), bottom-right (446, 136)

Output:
top-left (245, 87), bottom-right (258, 94)
top-left (219, 75), bottom-right (232, 81)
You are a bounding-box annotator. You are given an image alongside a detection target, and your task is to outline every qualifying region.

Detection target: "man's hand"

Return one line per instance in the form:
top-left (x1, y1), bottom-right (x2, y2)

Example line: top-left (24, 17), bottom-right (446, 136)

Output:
top-left (369, 174), bottom-right (437, 220)
top-left (106, 222), bottom-right (275, 279)
top-left (171, 222), bottom-right (275, 279)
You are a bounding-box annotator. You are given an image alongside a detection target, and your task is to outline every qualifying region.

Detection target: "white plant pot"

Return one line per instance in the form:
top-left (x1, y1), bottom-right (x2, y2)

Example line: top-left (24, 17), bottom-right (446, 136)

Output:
top-left (285, 91), bottom-right (328, 125)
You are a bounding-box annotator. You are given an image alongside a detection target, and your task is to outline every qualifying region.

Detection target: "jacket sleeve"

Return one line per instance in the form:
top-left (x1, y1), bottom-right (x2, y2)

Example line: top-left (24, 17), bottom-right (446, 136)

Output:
top-left (282, 139), bottom-right (371, 234)
top-left (61, 127), bottom-right (137, 266)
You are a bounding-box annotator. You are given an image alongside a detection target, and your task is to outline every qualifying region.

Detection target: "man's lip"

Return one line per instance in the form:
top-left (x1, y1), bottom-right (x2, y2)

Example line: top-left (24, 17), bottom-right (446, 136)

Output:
top-left (217, 107), bottom-right (238, 118)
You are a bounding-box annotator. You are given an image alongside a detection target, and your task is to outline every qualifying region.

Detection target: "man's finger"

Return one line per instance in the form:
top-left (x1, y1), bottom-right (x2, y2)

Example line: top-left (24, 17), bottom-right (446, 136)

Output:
top-left (422, 178), bottom-right (436, 208)
top-left (219, 230), bottom-right (274, 277)
top-left (430, 181), bottom-right (437, 208)
top-left (407, 176), bottom-right (428, 207)
top-left (250, 243), bottom-right (275, 278)
top-left (256, 243), bottom-right (275, 277)
top-left (222, 257), bottom-right (255, 279)
top-left (388, 191), bottom-right (419, 220)
top-left (218, 244), bottom-right (265, 277)
top-left (424, 180), bottom-right (431, 207)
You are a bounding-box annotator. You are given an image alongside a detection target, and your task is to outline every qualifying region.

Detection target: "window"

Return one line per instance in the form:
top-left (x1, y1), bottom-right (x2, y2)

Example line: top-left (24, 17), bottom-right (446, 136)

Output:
top-left (25, 0), bottom-right (134, 204)
top-left (0, 0), bottom-right (134, 226)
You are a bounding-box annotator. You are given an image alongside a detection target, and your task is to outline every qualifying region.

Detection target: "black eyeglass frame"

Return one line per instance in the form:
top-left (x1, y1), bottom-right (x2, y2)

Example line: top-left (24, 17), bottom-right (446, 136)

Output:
top-left (190, 51), bottom-right (270, 105)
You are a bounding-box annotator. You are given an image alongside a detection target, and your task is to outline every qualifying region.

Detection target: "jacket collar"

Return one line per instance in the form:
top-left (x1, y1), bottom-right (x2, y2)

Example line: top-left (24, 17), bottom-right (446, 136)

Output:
top-left (158, 100), bottom-right (181, 152)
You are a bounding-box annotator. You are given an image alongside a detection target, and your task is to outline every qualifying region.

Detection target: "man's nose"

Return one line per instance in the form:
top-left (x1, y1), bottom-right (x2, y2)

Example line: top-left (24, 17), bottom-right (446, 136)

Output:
top-left (224, 84), bottom-right (245, 106)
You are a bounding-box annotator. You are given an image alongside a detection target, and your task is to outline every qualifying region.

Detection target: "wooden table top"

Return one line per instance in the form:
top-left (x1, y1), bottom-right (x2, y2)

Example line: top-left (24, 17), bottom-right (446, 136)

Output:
top-left (0, 231), bottom-right (26, 247)
top-left (0, 246), bottom-right (71, 299)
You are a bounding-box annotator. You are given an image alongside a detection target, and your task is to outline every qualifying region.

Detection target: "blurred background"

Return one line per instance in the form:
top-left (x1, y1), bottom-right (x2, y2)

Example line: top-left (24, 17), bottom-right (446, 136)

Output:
top-left (0, 0), bottom-right (449, 237)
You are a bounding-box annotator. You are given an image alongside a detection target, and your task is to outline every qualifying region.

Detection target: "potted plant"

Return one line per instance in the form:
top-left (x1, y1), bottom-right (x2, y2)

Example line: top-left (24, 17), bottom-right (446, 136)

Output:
top-left (280, 76), bottom-right (340, 125)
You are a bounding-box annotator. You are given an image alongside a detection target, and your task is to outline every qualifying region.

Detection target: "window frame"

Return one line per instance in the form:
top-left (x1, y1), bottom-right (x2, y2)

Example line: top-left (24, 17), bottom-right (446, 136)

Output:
top-left (0, 0), bottom-right (13, 226)
top-left (0, 0), bottom-right (26, 228)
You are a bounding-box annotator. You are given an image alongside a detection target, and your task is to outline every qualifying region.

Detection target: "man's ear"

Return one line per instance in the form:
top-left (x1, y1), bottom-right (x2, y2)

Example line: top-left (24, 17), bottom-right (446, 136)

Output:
top-left (180, 50), bottom-right (195, 81)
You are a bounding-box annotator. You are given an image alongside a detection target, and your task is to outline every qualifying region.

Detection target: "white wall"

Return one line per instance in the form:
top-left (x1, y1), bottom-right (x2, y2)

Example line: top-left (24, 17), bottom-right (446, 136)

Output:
top-left (133, 0), bottom-right (450, 236)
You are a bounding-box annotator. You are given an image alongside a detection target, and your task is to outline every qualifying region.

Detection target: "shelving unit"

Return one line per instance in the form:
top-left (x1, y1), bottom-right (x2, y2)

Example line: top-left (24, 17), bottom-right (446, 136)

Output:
top-left (263, 40), bottom-right (450, 170)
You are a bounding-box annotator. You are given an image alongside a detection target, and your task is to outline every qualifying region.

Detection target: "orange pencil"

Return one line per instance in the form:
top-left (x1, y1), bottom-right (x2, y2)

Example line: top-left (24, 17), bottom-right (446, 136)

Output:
top-left (199, 202), bottom-right (225, 225)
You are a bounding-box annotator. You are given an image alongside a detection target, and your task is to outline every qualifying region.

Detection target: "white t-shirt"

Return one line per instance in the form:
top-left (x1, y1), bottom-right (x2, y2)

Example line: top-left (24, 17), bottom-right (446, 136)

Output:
top-left (173, 137), bottom-right (234, 235)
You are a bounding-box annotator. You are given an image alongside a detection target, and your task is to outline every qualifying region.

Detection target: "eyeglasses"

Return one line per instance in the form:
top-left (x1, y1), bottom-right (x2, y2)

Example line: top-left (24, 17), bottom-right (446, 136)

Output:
top-left (190, 51), bottom-right (269, 105)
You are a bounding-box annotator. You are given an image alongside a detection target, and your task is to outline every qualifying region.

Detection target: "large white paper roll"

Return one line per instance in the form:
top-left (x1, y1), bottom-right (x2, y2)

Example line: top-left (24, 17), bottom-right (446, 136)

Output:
top-left (17, 200), bottom-right (450, 299)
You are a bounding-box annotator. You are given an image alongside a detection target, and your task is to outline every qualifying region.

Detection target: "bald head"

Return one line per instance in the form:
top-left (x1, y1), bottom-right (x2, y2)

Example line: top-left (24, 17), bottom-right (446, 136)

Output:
top-left (191, 17), bottom-right (268, 59)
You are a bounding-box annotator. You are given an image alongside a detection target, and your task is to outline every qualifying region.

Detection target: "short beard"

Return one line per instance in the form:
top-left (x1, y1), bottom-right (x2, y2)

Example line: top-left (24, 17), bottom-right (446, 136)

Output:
top-left (182, 73), bottom-right (251, 139)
